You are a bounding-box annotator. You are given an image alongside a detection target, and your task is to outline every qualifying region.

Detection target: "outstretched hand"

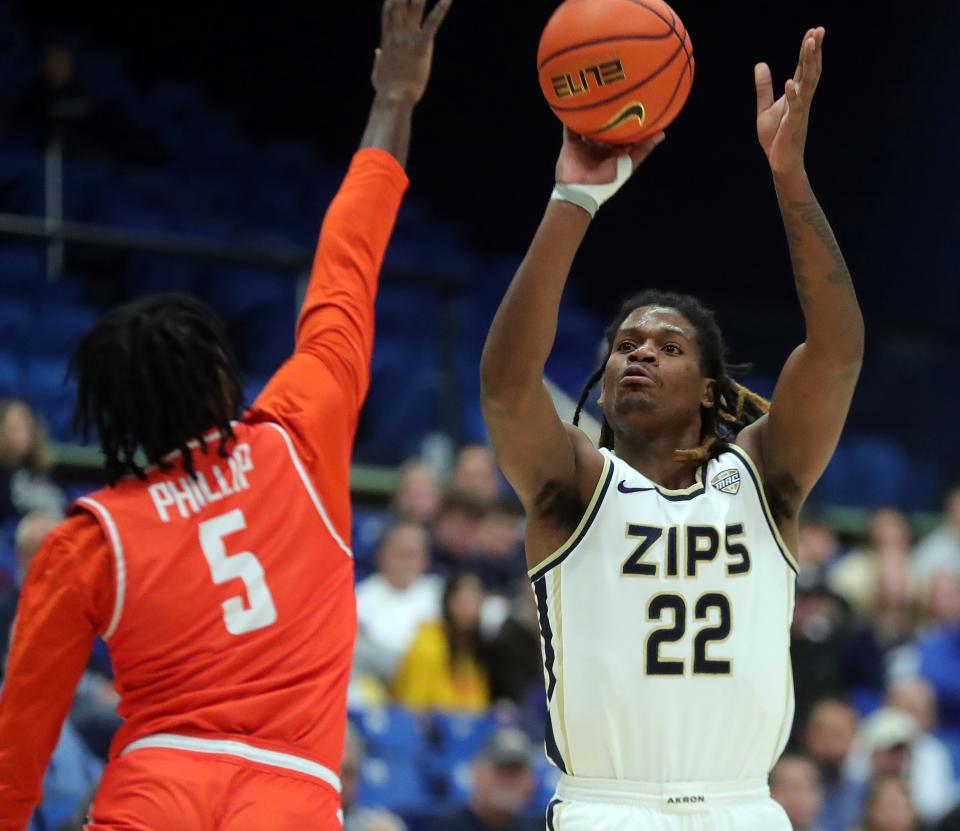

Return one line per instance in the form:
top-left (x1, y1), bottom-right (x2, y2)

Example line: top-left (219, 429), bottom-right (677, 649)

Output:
top-left (755, 27), bottom-right (825, 177)
top-left (555, 127), bottom-right (665, 186)
top-left (372, 0), bottom-right (452, 105)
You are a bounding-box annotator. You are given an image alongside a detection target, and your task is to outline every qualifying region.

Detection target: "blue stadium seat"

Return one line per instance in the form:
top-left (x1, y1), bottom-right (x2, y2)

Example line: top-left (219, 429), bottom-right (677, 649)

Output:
top-left (352, 508), bottom-right (389, 574)
top-left (0, 350), bottom-right (19, 396)
top-left (0, 299), bottom-right (31, 348)
top-left (32, 304), bottom-right (98, 354)
top-left (30, 387), bottom-right (75, 440)
top-left (356, 757), bottom-right (430, 815)
top-left (22, 355), bottom-right (69, 394)
top-left (0, 147), bottom-right (44, 214)
top-left (429, 712), bottom-right (497, 762)
top-left (353, 706), bottom-right (425, 761)
top-left (0, 243), bottom-right (44, 293)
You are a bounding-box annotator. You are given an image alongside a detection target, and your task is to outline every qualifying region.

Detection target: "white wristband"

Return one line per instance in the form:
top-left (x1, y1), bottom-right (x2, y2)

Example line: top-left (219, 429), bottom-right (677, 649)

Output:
top-left (550, 155), bottom-right (635, 218)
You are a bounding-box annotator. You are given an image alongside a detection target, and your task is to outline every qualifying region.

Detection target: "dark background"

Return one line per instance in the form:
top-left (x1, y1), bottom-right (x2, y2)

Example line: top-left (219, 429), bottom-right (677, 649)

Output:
top-left (12, 0), bottom-right (960, 498)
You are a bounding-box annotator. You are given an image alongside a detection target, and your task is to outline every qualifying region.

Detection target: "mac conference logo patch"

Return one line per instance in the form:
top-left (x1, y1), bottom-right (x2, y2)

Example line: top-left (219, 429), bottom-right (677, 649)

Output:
top-left (711, 469), bottom-right (741, 495)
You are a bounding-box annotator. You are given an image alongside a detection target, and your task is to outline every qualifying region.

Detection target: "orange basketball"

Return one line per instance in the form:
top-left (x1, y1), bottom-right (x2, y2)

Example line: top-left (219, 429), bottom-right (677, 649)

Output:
top-left (537, 0), bottom-right (694, 144)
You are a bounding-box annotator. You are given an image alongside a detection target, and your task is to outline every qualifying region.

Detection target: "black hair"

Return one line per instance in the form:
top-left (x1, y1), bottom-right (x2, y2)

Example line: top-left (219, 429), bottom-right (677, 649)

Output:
top-left (441, 568), bottom-right (486, 665)
top-left (70, 294), bottom-right (244, 485)
top-left (573, 289), bottom-right (769, 462)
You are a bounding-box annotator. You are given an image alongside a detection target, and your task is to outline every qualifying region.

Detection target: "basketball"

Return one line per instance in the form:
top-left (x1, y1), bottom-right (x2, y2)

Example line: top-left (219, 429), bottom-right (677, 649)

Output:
top-left (537, 0), bottom-right (694, 144)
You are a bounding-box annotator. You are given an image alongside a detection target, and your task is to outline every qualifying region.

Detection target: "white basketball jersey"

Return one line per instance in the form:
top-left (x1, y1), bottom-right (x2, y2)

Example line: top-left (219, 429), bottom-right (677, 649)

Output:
top-left (531, 444), bottom-right (797, 783)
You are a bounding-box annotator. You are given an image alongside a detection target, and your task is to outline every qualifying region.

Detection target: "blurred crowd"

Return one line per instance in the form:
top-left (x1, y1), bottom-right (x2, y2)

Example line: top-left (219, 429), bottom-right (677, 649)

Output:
top-left (2, 396), bottom-right (960, 830)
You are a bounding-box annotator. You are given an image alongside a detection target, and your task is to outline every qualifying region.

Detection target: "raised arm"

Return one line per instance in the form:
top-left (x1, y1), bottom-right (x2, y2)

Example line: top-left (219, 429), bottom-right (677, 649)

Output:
top-left (480, 130), bottom-right (661, 560)
top-left (249, 0), bottom-right (450, 534)
top-left (738, 29), bottom-right (865, 523)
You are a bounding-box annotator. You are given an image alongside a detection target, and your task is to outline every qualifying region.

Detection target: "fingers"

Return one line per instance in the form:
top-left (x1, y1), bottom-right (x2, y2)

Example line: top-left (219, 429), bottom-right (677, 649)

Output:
top-left (784, 78), bottom-right (804, 116)
top-left (382, 0), bottom-right (405, 31)
top-left (628, 132), bottom-right (666, 168)
top-left (383, 0), bottom-right (452, 36)
top-left (754, 62), bottom-right (775, 115)
top-left (409, 0), bottom-right (427, 20)
top-left (422, 0), bottom-right (453, 37)
top-left (796, 26), bottom-right (825, 100)
top-left (793, 27), bottom-right (817, 85)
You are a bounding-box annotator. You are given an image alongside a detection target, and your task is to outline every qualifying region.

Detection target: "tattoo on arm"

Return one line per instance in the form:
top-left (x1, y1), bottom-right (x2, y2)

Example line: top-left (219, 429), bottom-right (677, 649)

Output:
top-left (781, 210), bottom-right (811, 309)
top-left (781, 198), bottom-right (856, 305)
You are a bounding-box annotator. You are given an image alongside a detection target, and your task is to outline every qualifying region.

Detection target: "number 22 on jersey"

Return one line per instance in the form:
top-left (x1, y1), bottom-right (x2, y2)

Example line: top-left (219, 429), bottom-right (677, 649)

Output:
top-left (623, 523), bottom-right (743, 677)
top-left (199, 508), bottom-right (278, 635)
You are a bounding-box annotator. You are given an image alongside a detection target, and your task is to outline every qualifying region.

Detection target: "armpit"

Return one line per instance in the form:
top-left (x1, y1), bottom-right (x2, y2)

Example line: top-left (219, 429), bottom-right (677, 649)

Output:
top-left (764, 471), bottom-right (803, 523)
top-left (534, 479), bottom-right (586, 537)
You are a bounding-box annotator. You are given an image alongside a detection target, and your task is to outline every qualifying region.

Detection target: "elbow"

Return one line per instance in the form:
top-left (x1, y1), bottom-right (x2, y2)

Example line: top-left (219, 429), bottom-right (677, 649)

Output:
top-left (806, 316), bottom-right (865, 373)
top-left (847, 312), bottom-right (866, 366)
top-left (479, 347), bottom-right (508, 404)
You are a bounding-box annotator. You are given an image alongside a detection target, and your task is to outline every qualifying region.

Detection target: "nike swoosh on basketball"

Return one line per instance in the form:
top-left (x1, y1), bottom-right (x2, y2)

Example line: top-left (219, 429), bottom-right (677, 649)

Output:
top-left (617, 480), bottom-right (655, 494)
top-left (597, 102), bottom-right (646, 133)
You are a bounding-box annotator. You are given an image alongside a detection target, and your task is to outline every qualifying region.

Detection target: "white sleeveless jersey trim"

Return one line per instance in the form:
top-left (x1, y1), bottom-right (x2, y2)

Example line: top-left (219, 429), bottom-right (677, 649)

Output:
top-left (724, 444), bottom-right (799, 574)
top-left (121, 732), bottom-right (341, 791)
top-left (263, 422), bottom-right (353, 559)
top-left (529, 454), bottom-right (615, 583)
top-left (75, 496), bottom-right (126, 641)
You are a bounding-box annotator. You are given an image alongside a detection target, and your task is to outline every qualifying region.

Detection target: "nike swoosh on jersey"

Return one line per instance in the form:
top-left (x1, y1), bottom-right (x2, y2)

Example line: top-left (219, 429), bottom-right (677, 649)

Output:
top-left (617, 480), bottom-right (656, 494)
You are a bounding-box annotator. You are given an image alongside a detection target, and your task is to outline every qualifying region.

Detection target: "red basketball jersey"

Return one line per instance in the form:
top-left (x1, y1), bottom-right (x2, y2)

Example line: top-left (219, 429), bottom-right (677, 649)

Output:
top-left (78, 421), bottom-right (355, 775)
top-left (0, 148), bottom-right (408, 828)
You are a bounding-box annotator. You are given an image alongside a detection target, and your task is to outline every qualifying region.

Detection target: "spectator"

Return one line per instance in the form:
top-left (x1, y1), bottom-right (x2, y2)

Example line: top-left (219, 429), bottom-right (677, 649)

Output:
top-left (855, 775), bottom-right (919, 831)
top-left (472, 499), bottom-right (525, 592)
top-left (391, 459), bottom-right (442, 524)
top-left (432, 490), bottom-right (488, 574)
top-left (451, 445), bottom-right (502, 502)
top-left (486, 581), bottom-right (542, 709)
top-left (829, 508), bottom-right (914, 622)
top-left (791, 580), bottom-right (884, 726)
top-left (770, 753), bottom-right (825, 831)
top-left (392, 570), bottom-right (490, 713)
top-left (802, 697), bottom-right (864, 831)
top-left (913, 486), bottom-right (960, 587)
top-left (916, 570), bottom-right (960, 729)
top-left (885, 680), bottom-right (957, 823)
top-left (798, 513), bottom-right (843, 583)
top-left (0, 400), bottom-right (65, 525)
top-left (430, 728), bottom-right (538, 831)
top-left (0, 511), bottom-right (62, 674)
top-left (923, 567), bottom-right (960, 628)
top-left (354, 522), bottom-right (442, 684)
top-left (342, 722), bottom-right (407, 831)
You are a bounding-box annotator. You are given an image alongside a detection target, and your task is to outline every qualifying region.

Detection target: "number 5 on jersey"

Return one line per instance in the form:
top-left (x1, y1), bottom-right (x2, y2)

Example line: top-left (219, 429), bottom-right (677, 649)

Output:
top-left (199, 509), bottom-right (278, 635)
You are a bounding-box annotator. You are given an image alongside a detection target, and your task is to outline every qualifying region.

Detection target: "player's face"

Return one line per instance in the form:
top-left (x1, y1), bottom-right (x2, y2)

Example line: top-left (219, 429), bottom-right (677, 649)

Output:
top-left (598, 307), bottom-right (714, 437)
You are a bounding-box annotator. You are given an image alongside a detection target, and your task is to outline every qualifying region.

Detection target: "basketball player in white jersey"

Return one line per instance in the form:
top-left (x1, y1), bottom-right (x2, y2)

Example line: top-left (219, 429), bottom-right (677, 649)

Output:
top-left (480, 28), bottom-right (862, 831)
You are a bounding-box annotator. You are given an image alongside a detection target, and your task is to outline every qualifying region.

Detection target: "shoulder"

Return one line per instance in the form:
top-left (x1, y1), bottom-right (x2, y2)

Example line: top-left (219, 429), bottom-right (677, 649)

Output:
top-left (408, 622), bottom-right (446, 655)
top-left (35, 511), bottom-right (106, 568)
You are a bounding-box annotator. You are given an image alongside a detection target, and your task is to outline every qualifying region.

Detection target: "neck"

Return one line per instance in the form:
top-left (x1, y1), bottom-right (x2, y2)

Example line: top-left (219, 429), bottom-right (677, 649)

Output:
top-left (613, 420), bottom-right (706, 489)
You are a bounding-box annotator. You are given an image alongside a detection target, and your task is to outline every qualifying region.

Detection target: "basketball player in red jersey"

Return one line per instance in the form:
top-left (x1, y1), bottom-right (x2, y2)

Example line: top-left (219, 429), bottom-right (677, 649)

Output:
top-left (0, 2), bottom-right (451, 828)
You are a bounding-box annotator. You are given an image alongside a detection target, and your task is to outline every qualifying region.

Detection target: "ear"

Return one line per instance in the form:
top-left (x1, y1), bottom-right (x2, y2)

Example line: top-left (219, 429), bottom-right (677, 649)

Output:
top-left (701, 378), bottom-right (716, 410)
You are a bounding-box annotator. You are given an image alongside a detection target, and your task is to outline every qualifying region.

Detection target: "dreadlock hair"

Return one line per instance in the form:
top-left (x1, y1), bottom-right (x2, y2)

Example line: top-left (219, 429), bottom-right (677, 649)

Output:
top-left (70, 294), bottom-right (244, 485)
top-left (572, 290), bottom-right (770, 463)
